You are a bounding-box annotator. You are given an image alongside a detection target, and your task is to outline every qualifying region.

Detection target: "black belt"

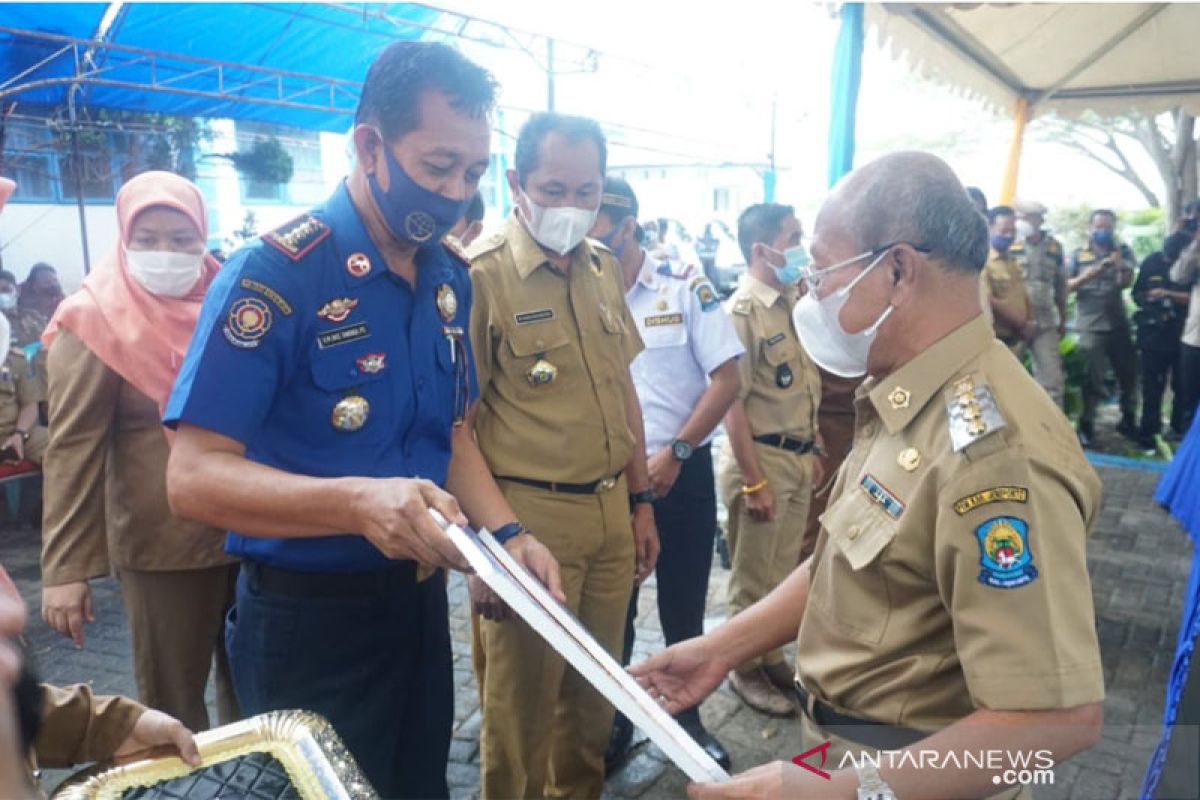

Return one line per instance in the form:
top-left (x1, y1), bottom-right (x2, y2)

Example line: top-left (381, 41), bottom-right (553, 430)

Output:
top-left (244, 560), bottom-right (417, 599)
top-left (753, 434), bottom-right (814, 453)
top-left (496, 470), bottom-right (623, 495)
top-left (793, 681), bottom-right (927, 751)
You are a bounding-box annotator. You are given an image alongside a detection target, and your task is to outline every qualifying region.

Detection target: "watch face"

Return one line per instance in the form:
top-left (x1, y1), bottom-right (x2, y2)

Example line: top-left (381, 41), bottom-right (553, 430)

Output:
top-left (672, 440), bottom-right (693, 460)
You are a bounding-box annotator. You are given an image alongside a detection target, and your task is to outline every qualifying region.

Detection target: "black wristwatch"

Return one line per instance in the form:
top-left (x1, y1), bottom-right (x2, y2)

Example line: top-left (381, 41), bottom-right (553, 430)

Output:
top-left (629, 488), bottom-right (657, 507)
top-left (670, 438), bottom-right (694, 462)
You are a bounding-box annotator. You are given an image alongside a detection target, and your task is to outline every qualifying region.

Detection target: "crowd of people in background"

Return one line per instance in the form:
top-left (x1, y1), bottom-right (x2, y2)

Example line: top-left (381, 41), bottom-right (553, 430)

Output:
top-left (0, 37), bottom-right (1191, 800)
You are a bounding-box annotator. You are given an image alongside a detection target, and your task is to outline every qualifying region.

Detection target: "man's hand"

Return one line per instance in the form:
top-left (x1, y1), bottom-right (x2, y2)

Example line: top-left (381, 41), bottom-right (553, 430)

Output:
top-left (647, 448), bottom-right (683, 498)
top-left (1, 434), bottom-right (22, 462)
top-left (687, 761), bottom-right (855, 799)
top-left (353, 478), bottom-right (470, 571)
top-left (1079, 263), bottom-right (1105, 283)
top-left (468, 575), bottom-right (509, 621)
top-left (744, 484), bottom-right (775, 523)
top-left (42, 581), bottom-right (93, 648)
top-left (505, 533), bottom-right (566, 604)
top-left (628, 634), bottom-right (730, 715)
top-left (0, 576), bottom-right (26, 688)
top-left (114, 709), bottom-right (201, 767)
top-left (632, 504), bottom-right (659, 585)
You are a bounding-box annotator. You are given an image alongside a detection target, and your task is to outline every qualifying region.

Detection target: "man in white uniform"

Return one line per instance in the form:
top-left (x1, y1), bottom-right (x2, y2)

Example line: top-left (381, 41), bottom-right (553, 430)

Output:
top-left (589, 178), bottom-right (743, 772)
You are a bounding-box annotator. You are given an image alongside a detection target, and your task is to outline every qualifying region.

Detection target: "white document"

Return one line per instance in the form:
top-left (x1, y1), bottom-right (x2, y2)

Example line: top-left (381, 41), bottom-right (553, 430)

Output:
top-left (432, 510), bottom-right (730, 784)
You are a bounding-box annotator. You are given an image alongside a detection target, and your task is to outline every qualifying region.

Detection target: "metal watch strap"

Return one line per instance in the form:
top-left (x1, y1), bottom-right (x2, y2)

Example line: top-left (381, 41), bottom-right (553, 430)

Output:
top-left (854, 761), bottom-right (896, 800)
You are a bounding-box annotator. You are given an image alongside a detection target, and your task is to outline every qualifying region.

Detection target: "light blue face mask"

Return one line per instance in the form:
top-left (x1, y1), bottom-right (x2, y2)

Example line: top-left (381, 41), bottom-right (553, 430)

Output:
top-left (767, 244), bottom-right (810, 285)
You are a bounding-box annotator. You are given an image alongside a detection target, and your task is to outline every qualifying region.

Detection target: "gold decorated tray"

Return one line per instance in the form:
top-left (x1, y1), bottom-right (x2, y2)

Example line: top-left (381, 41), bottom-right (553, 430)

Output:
top-left (53, 710), bottom-right (378, 800)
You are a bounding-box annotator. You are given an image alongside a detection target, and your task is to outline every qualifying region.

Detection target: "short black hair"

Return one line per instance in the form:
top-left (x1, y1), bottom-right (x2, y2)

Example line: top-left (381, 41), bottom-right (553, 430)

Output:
top-left (737, 203), bottom-right (795, 264)
top-left (1090, 208), bottom-right (1116, 224)
top-left (0, 270), bottom-right (15, 285)
top-left (1183, 199), bottom-right (1200, 216)
top-left (599, 177), bottom-right (638, 224)
top-left (987, 205), bottom-right (1014, 224)
top-left (966, 186), bottom-right (987, 213)
top-left (355, 41), bottom-right (498, 140)
top-left (25, 263), bottom-right (56, 282)
top-left (464, 192), bottom-right (485, 224)
top-left (514, 113), bottom-right (607, 186)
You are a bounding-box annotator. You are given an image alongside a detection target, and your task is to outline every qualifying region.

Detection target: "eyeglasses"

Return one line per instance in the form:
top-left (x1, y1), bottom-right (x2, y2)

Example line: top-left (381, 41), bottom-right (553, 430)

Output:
top-left (800, 241), bottom-right (932, 290)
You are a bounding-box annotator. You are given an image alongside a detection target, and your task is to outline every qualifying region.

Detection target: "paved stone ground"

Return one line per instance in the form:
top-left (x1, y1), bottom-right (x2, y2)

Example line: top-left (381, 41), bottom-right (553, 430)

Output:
top-left (4, 456), bottom-right (1192, 799)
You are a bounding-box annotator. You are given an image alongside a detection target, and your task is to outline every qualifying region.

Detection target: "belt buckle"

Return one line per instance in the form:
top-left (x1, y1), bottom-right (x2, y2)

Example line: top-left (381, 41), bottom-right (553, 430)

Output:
top-left (596, 476), bottom-right (617, 493)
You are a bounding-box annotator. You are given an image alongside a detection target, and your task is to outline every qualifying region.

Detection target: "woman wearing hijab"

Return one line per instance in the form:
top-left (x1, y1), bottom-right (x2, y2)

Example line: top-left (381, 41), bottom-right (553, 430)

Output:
top-left (38, 171), bottom-right (238, 732)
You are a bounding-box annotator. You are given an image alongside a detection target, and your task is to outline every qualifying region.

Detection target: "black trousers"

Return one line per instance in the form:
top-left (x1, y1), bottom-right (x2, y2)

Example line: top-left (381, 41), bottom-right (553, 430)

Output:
top-left (620, 444), bottom-right (717, 728)
top-left (1140, 346), bottom-right (1185, 439)
top-left (1181, 343), bottom-right (1200, 435)
top-left (226, 563), bottom-right (453, 799)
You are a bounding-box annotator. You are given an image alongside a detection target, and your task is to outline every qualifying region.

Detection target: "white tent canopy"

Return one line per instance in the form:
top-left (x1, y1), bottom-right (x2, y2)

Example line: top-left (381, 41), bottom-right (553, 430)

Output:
top-left (865, 3), bottom-right (1200, 119)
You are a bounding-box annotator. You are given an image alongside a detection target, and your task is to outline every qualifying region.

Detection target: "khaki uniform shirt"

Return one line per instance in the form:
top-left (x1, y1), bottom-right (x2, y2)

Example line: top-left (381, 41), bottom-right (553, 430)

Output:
top-left (32, 683), bottom-right (143, 771)
top-left (1011, 234), bottom-right (1066, 330)
top-left (726, 274), bottom-right (820, 440)
top-left (41, 330), bottom-right (232, 585)
top-left (796, 315), bottom-right (1105, 730)
top-left (0, 350), bottom-right (40, 436)
top-left (981, 248), bottom-right (1030, 341)
top-left (1068, 242), bottom-right (1136, 334)
top-left (468, 214), bottom-right (643, 483)
top-left (1171, 238), bottom-right (1200, 348)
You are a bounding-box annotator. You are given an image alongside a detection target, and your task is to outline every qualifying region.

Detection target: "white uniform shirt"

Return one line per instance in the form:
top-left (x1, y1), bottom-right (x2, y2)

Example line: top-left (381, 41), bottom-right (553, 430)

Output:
top-left (625, 250), bottom-right (745, 454)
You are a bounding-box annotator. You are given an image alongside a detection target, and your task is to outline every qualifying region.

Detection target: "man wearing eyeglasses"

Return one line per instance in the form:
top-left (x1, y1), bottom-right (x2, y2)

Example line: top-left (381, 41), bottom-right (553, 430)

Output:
top-left (633, 152), bottom-right (1104, 800)
top-left (717, 203), bottom-right (823, 718)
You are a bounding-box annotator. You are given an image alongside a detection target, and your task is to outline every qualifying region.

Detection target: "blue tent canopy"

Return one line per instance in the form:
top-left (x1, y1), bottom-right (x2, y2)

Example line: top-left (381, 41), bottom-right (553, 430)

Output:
top-left (0, 3), bottom-right (441, 131)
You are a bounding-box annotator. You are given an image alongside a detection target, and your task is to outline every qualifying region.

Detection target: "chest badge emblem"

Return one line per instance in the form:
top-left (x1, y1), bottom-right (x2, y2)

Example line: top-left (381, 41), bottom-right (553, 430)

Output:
top-left (356, 353), bottom-right (387, 374)
top-left (897, 447), bottom-right (921, 472)
top-left (318, 297), bottom-right (358, 323)
top-left (346, 252), bottom-right (371, 277)
top-left (527, 355), bottom-right (558, 387)
top-left (775, 362), bottom-right (793, 389)
top-left (332, 394), bottom-right (370, 432)
top-left (888, 386), bottom-right (911, 410)
top-left (436, 283), bottom-right (458, 321)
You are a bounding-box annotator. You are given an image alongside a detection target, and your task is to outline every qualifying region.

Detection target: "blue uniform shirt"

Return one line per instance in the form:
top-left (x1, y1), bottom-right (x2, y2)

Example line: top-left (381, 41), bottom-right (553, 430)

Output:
top-left (165, 183), bottom-right (477, 572)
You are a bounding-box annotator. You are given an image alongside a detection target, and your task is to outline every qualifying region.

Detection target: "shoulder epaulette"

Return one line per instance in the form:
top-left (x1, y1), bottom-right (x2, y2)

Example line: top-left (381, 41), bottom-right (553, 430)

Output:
top-left (465, 232), bottom-right (505, 261)
top-left (945, 374), bottom-right (1007, 455)
top-left (442, 238), bottom-right (471, 268)
top-left (262, 214), bottom-right (330, 261)
top-left (731, 296), bottom-right (752, 316)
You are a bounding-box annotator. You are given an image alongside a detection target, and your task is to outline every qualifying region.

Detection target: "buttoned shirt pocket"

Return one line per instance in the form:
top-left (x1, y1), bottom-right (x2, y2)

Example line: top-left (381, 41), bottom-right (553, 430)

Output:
top-left (503, 321), bottom-right (572, 395)
top-left (309, 348), bottom-right (392, 444)
top-left (815, 488), bottom-right (900, 643)
top-left (640, 310), bottom-right (688, 350)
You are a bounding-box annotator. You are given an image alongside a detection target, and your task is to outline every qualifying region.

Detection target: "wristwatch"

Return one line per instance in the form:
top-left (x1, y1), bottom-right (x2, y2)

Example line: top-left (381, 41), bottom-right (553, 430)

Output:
top-left (629, 488), bottom-right (657, 506)
top-left (670, 438), bottom-right (694, 462)
top-left (854, 761), bottom-right (897, 800)
top-left (15, 428), bottom-right (29, 443)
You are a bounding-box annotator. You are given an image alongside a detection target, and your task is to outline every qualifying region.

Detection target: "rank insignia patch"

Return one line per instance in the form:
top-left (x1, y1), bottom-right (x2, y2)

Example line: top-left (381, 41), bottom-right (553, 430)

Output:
top-left (317, 297), bottom-right (358, 323)
top-left (263, 215), bottom-right (330, 261)
top-left (356, 352), bottom-right (387, 374)
top-left (975, 516), bottom-right (1038, 589)
top-left (223, 298), bottom-right (272, 349)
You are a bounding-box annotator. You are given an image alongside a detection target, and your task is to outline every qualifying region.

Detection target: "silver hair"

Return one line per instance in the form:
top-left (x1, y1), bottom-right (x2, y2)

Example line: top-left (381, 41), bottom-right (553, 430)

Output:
top-left (832, 151), bottom-right (988, 274)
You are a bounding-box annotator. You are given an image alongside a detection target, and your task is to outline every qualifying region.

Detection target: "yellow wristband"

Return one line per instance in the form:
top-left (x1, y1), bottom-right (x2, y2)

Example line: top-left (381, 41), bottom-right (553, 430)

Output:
top-left (741, 478), bottom-right (769, 495)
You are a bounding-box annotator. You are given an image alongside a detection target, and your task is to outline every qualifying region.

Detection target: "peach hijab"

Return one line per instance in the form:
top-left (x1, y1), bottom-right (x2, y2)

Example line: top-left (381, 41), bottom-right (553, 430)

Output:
top-left (43, 171), bottom-right (221, 414)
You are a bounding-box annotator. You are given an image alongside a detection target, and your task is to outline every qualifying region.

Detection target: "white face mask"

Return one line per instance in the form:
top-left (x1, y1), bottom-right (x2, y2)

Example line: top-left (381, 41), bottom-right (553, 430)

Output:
top-left (519, 192), bottom-right (599, 256)
top-left (125, 247), bottom-right (204, 298)
top-left (792, 250), bottom-right (893, 378)
top-left (0, 292), bottom-right (16, 312)
top-left (1015, 219), bottom-right (1035, 240)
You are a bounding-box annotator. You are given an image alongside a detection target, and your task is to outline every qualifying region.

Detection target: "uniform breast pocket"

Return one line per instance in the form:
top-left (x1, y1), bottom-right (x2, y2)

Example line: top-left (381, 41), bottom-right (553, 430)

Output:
top-left (640, 312), bottom-right (687, 350)
top-left (761, 337), bottom-right (800, 391)
top-left (504, 322), bottom-right (572, 393)
top-left (309, 350), bottom-right (393, 443)
top-left (814, 488), bottom-right (900, 644)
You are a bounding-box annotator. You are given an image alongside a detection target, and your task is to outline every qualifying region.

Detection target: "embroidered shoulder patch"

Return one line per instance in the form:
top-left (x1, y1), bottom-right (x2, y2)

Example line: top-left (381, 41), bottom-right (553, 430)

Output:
top-left (691, 277), bottom-right (720, 311)
top-left (953, 486), bottom-right (1028, 515)
top-left (263, 214), bottom-right (330, 261)
top-left (239, 278), bottom-right (293, 315)
top-left (975, 516), bottom-right (1038, 588)
top-left (223, 298), bottom-right (272, 349)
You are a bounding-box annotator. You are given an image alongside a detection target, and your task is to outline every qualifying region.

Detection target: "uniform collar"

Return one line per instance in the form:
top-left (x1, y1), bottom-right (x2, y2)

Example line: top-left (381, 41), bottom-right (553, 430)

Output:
top-left (861, 314), bottom-right (994, 435)
top-left (742, 272), bottom-right (782, 308)
top-left (326, 181), bottom-right (394, 289)
top-left (636, 250), bottom-right (660, 289)
top-left (503, 211), bottom-right (604, 280)
top-left (988, 247), bottom-right (1015, 263)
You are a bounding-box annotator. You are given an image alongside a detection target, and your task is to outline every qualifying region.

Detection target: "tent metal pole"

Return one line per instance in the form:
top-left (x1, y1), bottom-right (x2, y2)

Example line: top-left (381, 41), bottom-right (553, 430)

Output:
top-left (67, 82), bottom-right (92, 275)
top-left (998, 96), bottom-right (1030, 206)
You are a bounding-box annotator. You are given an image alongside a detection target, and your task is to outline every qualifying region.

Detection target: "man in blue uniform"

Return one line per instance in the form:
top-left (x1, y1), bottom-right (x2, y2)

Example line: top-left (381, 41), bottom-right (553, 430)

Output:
top-left (163, 42), bottom-right (561, 799)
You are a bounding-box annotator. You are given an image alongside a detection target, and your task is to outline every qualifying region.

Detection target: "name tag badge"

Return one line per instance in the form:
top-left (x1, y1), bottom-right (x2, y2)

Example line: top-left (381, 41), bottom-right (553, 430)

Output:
top-left (515, 309), bottom-right (555, 325)
top-left (644, 313), bottom-right (683, 328)
top-left (318, 322), bottom-right (370, 349)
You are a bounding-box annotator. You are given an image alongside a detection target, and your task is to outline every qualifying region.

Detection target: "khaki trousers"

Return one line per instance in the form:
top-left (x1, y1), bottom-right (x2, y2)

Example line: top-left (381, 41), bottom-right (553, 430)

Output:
top-left (473, 477), bottom-right (635, 800)
top-left (799, 714), bottom-right (1032, 800)
top-left (117, 563), bottom-right (239, 732)
top-left (23, 426), bottom-right (48, 465)
top-left (720, 443), bottom-right (813, 669)
top-left (1029, 327), bottom-right (1065, 407)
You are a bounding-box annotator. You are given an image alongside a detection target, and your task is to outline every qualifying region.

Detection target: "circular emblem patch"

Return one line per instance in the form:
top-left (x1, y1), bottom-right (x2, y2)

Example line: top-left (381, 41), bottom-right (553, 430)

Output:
top-left (404, 211), bottom-right (436, 242)
top-left (346, 253), bottom-right (371, 277)
top-left (436, 283), bottom-right (458, 321)
top-left (226, 298), bottom-right (272, 345)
